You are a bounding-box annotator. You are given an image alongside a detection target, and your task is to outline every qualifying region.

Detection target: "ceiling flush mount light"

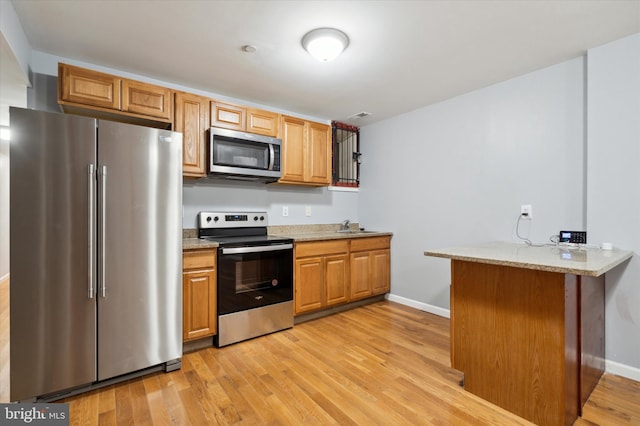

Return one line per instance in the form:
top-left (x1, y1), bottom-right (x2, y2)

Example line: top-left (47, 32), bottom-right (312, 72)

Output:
top-left (302, 28), bottom-right (349, 62)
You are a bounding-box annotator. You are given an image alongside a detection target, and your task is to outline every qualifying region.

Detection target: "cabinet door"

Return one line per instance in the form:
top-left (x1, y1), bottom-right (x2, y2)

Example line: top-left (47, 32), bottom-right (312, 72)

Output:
top-left (325, 254), bottom-right (349, 306)
top-left (59, 63), bottom-right (121, 110)
top-left (122, 80), bottom-right (172, 120)
top-left (183, 269), bottom-right (217, 341)
top-left (307, 122), bottom-right (332, 185)
top-left (350, 251), bottom-right (372, 300)
top-left (280, 115), bottom-right (306, 183)
top-left (247, 108), bottom-right (279, 137)
top-left (371, 249), bottom-right (391, 295)
top-left (175, 92), bottom-right (209, 177)
top-left (211, 101), bottom-right (245, 131)
top-left (295, 257), bottom-right (324, 314)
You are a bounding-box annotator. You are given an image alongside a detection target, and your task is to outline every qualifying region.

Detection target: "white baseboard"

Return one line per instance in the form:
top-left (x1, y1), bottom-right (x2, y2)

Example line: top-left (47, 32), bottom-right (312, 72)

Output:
top-left (606, 359), bottom-right (640, 382)
top-left (386, 293), bottom-right (450, 319)
top-left (386, 292), bottom-right (639, 383)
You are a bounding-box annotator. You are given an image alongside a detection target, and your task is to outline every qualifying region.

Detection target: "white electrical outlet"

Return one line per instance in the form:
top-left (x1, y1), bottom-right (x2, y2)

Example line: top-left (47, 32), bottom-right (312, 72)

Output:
top-left (521, 204), bottom-right (533, 219)
top-left (282, 206), bottom-right (289, 217)
top-left (305, 206), bottom-right (312, 217)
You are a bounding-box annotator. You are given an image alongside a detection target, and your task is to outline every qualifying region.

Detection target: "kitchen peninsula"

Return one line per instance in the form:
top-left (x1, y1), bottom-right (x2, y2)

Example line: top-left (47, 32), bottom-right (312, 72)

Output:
top-left (425, 242), bottom-right (632, 426)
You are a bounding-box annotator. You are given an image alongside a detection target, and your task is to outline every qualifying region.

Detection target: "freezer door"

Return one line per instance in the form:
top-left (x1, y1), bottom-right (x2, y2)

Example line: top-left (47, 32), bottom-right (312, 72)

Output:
top-left (96, 121), bottom-right (182, 380)
top-left (10, 108), bottom-right (97, 401)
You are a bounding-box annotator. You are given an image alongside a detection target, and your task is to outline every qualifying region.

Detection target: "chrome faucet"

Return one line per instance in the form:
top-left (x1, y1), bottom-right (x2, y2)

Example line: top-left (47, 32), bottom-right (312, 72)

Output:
top-left (339, 219), bottom-right (351, 232)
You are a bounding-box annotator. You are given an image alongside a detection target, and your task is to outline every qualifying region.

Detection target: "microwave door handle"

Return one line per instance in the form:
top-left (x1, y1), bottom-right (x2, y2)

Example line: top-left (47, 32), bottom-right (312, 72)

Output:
top-left (268, 144), bottom-right (275, 171)
top-left (221, 244), bottom-right (293, 255)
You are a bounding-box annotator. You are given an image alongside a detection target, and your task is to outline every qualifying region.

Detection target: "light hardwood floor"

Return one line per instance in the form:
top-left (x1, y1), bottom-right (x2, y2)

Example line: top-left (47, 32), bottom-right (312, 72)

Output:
top-left (1, 281), bottom-right (639, 425)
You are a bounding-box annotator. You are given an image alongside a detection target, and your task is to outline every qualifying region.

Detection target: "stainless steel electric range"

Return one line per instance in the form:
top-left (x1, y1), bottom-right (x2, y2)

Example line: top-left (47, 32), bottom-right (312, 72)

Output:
top-left (198, 212), bottom-right (294, 347)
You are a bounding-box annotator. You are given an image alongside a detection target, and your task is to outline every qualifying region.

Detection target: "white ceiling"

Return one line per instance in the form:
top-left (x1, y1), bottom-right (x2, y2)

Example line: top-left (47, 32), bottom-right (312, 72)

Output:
top-left (9, 0), bottom-right (640, 126)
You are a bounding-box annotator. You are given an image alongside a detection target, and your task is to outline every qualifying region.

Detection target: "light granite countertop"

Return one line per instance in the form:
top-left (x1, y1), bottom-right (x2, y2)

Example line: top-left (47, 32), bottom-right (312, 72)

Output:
top-left (182, 223), bottom-right (392, 249)
top-left (424, 241), bottom-right (633, 277)
top-left (182, 238), bottom-right (219, 250)
top-left (269, 224), bottom-right (392, 242)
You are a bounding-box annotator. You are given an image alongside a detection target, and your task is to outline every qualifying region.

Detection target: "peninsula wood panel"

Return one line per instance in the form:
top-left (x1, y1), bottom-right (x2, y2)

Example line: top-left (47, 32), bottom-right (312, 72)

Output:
top-left (451, 260), bottom-right (579, 426)
top-left (580, 274), bottom-right (605, 408)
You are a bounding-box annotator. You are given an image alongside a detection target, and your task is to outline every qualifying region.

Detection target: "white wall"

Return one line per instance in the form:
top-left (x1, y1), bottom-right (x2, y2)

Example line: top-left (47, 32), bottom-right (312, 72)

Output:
top-left (0, 1), bottom-right (31, 280)
top-left (587, 33), bottom-right (640, 376)
top-left (183, 182), bottom-right (357, 228)
top-left (0, 0), bottom-right (31, 78)
top-left (359, 57), bottom-right (586, 308)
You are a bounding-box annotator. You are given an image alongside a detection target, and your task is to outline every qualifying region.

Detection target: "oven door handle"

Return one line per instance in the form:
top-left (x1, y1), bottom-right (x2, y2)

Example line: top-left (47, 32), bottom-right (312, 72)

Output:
top-left (221, 243), bottom-right (293, 255)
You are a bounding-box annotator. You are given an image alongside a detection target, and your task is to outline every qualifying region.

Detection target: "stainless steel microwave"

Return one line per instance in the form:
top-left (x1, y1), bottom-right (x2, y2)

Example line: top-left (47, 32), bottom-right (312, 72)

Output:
top-left (208, 127), bottom-right (282, 182)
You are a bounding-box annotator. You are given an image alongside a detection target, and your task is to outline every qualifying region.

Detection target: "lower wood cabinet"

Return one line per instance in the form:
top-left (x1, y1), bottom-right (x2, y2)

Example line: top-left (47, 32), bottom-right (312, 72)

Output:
top-left (350, 236), bottom-right (391, 301)
top-left (294, 236), bottom-right (391, 315)
top-left (294, 240), bottom-right (349, 315)
top-left (183, 249), bottom-right (217, 341)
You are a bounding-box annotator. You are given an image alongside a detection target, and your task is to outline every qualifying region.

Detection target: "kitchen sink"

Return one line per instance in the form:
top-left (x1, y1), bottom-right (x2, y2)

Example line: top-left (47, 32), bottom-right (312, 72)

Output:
top-left (336, 230), bottom-right (377, 234)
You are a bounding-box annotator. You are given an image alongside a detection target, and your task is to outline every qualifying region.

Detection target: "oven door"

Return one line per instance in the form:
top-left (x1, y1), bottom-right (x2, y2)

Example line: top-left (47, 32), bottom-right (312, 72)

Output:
top-left (217, 243), bottom-right (293, 315)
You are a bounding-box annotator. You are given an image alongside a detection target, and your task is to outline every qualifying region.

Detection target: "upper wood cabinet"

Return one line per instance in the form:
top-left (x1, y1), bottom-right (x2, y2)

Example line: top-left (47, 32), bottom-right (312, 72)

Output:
top-left (279, 115), bottom-right (331, 186)
top-left (58, 63), bottom-right (172, 126)
top-left (122, 80), bottom-right (172, 120)
top-left (175, 92), bottom-right (210, 177)
top-left (211, 101), bottom-right (279, 137)
top-left (59, 63), bottom-right (121, 110)
top-left (211, 101), bottom-right (245, 131)
top-left (247, 108), bottom-right (279, 136)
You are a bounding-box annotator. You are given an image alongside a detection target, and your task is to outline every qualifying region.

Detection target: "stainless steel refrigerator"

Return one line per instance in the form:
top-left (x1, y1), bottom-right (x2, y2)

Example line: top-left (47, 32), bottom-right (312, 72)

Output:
top-left (10, 107), bottom-right (183, 401)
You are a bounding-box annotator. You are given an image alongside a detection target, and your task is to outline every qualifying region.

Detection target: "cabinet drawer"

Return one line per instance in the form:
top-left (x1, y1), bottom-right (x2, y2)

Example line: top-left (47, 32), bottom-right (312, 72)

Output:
top-left (350, 236), bottom-right (391, 252)
top-left (295, 240), bottom-right (349, 258)
top-left (183, 249), bottom-right (216, 270)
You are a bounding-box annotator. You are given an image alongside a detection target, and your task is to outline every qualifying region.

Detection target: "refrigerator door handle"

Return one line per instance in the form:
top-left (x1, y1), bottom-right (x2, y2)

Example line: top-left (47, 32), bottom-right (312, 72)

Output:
top-left (100, 165), bottom-right (107, 298)
top-left (88, 164), bottom-right (95, 299)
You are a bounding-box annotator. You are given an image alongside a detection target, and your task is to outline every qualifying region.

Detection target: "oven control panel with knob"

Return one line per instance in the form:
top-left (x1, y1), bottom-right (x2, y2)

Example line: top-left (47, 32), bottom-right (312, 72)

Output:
top-left (198, 211), bottom-right (268, 229)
